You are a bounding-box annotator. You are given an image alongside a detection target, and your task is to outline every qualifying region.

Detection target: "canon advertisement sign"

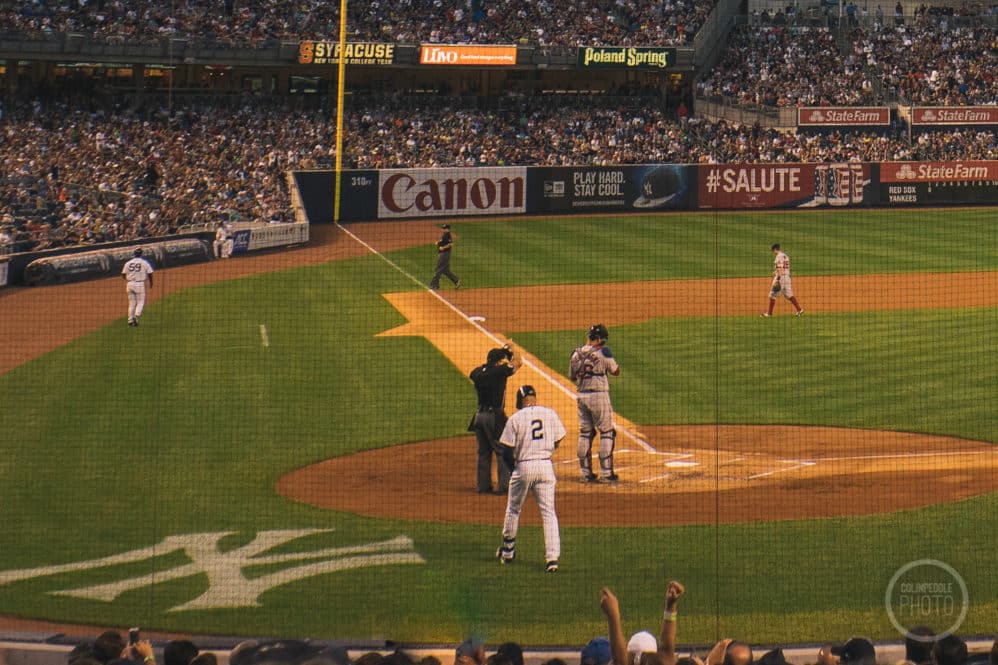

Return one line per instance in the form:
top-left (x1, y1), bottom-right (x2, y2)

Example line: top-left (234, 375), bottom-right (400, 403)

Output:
top-left (798, 107), bottom-right (890, 126)
top-left (378, 168), bottom-right (527, 219)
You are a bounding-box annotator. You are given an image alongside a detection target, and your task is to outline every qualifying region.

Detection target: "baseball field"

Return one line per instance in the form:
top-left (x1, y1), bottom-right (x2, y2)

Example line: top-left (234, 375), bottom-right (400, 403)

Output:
top-left (1, 208), bottom-right (997, 649)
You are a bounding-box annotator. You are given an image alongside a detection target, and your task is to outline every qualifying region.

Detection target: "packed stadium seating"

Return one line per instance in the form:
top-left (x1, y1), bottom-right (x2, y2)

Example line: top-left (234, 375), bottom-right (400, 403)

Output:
top-left (1, 2), bottom-right (995, 252)
top-left (0, 0), bottom-right (717, 46)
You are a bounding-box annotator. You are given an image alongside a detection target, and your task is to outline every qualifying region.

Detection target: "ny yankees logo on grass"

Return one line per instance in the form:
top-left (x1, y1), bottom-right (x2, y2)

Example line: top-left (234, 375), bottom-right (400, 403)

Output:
top-left (0, 529), bottom-right (424, 611)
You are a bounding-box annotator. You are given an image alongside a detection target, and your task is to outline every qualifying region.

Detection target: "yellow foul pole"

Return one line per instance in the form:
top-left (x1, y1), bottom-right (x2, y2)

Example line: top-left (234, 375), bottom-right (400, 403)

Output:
top-left (332, 0), bottom-right (348, 222)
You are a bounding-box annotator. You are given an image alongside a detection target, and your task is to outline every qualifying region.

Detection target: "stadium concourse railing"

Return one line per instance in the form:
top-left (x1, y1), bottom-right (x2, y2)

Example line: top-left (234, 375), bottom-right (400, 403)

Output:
top-left (692, 95), bottom-right (798, 129)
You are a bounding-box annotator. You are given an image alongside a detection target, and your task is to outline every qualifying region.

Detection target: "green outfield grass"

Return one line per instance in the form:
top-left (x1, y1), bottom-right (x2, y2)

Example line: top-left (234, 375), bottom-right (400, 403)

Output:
top-left (1, 208), bottom-right (997, 647)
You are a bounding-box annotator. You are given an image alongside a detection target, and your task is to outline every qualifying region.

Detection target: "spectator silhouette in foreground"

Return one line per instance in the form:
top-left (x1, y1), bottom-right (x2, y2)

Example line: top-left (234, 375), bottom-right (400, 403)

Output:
top-left (831, 638), bottom-right (877, 665)
top-left (905, 625), bottom-right (936, 665)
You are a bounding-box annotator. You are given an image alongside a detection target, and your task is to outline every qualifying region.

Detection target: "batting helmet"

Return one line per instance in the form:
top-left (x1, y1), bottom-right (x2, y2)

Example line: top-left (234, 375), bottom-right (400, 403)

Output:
top-left (515, 385), bottom-right (536, 409)
top-left (588, 324), bottom-right (609, 342)
top-left (133, 247), bottom-right (143, 256)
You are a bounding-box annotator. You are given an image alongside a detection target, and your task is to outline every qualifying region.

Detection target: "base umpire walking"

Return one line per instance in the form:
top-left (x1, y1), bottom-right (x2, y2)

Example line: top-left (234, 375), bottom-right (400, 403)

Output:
top-left (429, 223), bottom-right (460, 290)
top-left (468, 344), bottom-right (522, 494)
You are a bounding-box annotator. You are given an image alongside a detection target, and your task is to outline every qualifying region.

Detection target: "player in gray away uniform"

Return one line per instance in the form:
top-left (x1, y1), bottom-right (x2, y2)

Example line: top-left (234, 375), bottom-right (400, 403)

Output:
top-left (763, 243), bottom-right (804, 317)
top-left (570, 324), bottom-right (621, 482)
top-left (496, 385), bottom-right (566, 573)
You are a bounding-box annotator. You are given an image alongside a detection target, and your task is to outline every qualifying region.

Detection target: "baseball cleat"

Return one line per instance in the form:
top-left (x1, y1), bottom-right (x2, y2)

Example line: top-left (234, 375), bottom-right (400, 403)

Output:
top-left (455, 279), bottom-right (462, 289)
top-left (581, 473), bottom-right (599, 484)
top-left (496, 541), bottom-right (516, 564)
top-left (760, 313), bottom-right (771, 317)
top-left (545, 560), bottom-right (559, 573)
top-left (603, 473), bottom-right (620, 483)
top-left (795, 309), bottom-right (805, 317)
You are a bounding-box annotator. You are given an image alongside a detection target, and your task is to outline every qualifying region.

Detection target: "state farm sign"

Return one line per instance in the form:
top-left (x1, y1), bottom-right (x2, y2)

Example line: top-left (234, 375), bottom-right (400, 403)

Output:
top-left (911, 107), bottom-right (998, 126)
top-left (798, 107), bottom-right (890, 126)
top-left (378, 168), bottom-right (527, 219)
top-left (881, 161), bottom-right (998, 183)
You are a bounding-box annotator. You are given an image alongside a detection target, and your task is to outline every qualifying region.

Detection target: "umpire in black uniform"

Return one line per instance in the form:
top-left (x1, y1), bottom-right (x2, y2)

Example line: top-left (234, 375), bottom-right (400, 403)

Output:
top-left (429, 223), bottom-right (460, 290)
top-left (469, 344), bottom-right (522, 494)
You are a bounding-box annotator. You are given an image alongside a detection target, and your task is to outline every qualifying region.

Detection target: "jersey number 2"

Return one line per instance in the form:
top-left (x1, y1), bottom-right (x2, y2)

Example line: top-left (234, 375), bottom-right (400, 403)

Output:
top-left (530, 419), bottom-right (544, 440)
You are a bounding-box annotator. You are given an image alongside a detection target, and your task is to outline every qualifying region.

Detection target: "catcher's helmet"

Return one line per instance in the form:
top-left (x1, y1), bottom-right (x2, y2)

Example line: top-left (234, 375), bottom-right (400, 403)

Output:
top-left (588, 324), bottom-right (609, 342)
top-left (515, 385), bottom-right (536, 409)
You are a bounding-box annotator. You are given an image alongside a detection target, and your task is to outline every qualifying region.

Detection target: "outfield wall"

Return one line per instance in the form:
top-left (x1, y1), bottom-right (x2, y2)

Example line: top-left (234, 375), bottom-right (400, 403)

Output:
top-left (3, 222), bottom-right (309, 287)
top-left (294, 161), bottom-right (998, 223)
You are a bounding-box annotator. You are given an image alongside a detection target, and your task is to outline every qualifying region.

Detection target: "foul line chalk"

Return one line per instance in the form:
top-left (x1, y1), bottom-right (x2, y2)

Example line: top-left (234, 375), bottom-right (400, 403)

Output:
top-left (337, 222), bottom-right (655, 453)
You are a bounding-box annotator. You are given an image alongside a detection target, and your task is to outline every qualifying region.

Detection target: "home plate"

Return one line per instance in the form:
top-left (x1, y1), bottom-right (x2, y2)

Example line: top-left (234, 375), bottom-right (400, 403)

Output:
top-left (470, 316), bottom-right (486, 322)
top-left (666, 460), bottom-right (700, 468)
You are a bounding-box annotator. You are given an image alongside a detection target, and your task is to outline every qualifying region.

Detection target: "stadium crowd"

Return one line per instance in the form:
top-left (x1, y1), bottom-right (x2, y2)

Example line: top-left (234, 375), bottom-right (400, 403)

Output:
top-left (696, 16), bottom-right (998, 108)
top-left (851, 22), bottom-right (997, 105)
top-left (1, 0), bottom-right (996, 253)
top-left (0, 0), bottom-right (715, 47)
top-left (62, 581), bottom-right (998, 665)
top-left (695, 26), bottom-right (879, 107)
top-left (0, 92), bottom-right (995, 253)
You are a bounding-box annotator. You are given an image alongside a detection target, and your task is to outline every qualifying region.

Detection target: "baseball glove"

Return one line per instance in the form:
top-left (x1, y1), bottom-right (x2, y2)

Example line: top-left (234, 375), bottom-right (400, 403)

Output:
top-left (771, 280), bottom-right (782, 294)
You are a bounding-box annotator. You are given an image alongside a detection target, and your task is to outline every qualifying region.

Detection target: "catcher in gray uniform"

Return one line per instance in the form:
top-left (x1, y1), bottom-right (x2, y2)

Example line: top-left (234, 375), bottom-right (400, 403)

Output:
top-left (495, 385), bottom-right (566, 573)
top-left (570, 324), bottom-right (621, 482)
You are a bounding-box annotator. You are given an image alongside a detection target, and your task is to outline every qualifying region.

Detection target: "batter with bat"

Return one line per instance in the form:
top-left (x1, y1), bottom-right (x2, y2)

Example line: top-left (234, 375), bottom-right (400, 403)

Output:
top-left (762, 243), bottom-right (804, 317)
top-left (570, 324), bottom-right (620, 482)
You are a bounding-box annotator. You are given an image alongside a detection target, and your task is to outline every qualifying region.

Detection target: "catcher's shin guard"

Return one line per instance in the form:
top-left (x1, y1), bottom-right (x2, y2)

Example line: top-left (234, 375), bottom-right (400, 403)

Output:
top-left (578, 428), bottom-right (597, 480)
top-left (598, 429), bottom-right (617, 476)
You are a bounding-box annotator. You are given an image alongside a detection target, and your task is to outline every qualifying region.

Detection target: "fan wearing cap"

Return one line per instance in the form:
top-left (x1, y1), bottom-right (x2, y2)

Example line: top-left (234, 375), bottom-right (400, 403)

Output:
top-left (830, 638), bottom-right (877, 665)
top-left (121, 247), bottom-right (154, 327)
top-left (599, 581), bottom-right (686, 665)
top-left (582, 638), bottom-right (613, 665)
top-left (495, 385), bottom-right (566, 572)
top-left (429, 223), bottom-right (461, 290)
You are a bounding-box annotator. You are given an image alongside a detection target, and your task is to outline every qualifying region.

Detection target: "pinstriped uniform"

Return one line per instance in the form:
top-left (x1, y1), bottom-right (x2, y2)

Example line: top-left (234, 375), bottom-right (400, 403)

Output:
top-left (499, 404), bottom-right (566, 563)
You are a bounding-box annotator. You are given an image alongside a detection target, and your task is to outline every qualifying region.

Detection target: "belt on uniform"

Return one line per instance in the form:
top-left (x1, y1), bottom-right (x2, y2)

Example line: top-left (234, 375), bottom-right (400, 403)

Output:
top-left (477, 406), bottom-right (501, 412)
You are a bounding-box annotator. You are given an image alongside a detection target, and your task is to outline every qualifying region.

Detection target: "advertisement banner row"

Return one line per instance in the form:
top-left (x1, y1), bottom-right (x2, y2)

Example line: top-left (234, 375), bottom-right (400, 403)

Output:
top-left (295, 42), bottom-right (677, 69)
top-left (311, 161), bottom-right (998, 223)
